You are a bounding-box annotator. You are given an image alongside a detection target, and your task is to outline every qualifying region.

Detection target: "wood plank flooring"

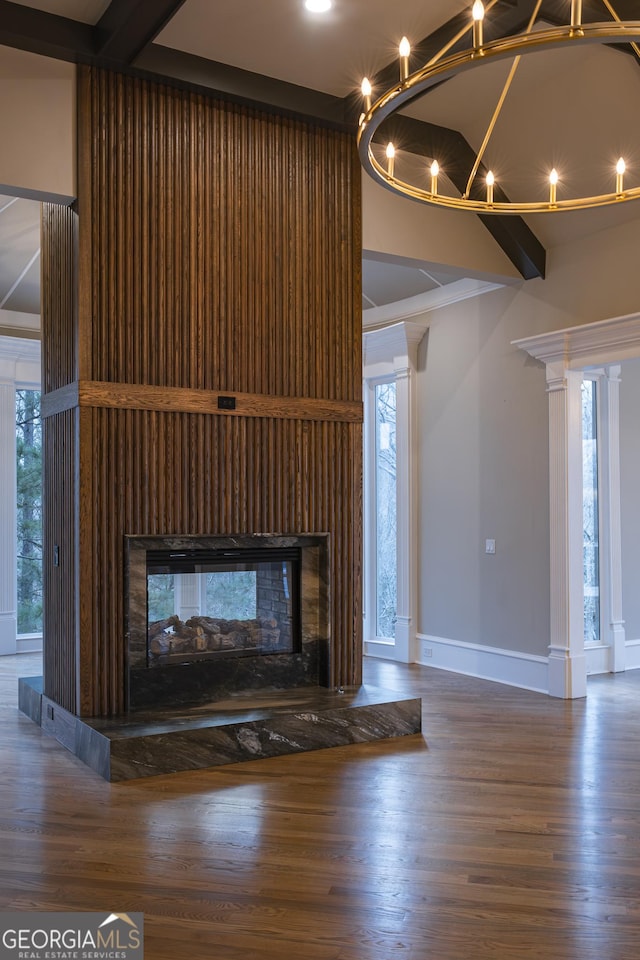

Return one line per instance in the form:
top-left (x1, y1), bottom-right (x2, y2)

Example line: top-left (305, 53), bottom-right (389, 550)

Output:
top-left (2, 655), bottom-right (640, 959)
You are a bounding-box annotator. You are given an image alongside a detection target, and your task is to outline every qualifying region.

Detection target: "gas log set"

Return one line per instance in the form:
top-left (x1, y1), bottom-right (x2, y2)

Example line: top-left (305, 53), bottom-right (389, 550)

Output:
top-left (148, 614), bottom-right (284, 663)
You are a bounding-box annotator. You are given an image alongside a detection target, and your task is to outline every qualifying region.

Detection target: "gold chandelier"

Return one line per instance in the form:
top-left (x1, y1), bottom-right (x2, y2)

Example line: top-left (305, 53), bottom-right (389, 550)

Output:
top-left (357, 1), bottom-right (640, 214)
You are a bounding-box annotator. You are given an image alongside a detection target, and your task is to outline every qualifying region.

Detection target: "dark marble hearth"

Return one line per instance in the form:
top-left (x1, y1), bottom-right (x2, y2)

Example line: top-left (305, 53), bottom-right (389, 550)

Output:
top-left (19, 677), bottom-right (422, 782)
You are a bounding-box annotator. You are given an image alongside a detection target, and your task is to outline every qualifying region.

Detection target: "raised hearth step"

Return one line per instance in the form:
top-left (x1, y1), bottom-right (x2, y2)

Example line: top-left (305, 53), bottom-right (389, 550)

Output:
top-left (19, 677), bottom-right (422, 782)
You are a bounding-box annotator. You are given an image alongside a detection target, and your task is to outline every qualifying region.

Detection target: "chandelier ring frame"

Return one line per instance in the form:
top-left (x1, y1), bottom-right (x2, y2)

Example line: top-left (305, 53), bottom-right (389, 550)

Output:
top-left (357, 21), bottom-right (640, 214)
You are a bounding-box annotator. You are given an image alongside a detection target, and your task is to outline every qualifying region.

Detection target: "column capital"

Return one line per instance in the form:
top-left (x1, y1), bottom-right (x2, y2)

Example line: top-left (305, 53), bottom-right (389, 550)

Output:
top-left (545, 359), bottom-right (575, 392)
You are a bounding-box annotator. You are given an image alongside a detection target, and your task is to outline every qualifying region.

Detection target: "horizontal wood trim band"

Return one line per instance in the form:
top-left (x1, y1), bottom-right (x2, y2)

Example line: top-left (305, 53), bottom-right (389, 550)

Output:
top-left (42, 380), bottom-right (363, 424)
top-left (41, 382), bottom-right (79, 419)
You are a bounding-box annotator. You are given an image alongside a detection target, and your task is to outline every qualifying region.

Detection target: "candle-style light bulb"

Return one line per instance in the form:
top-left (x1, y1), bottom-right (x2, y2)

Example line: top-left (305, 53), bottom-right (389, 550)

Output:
top-left (616, 157), bottom-right (626, 195)
top-left (361, 77), bottom-right (372, 112)
top-left (549, 168), bottom-right (559, 206)
top-left (486, 170), bottom-right (495, 205)
top-left (386, 142), bottom-right (396, 177)
top-left (399, 36), bottom-right (411, 80)
top-left (571, 0), bottom-right (582, 29)
top-left (430, 160), bottom-right (439, 195)
top-left (472, 1), bottom-right (484, 49)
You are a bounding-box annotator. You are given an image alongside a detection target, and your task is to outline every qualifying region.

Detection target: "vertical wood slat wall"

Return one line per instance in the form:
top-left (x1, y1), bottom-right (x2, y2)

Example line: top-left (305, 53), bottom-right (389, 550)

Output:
top-left (42, 66), bottom-right (362, 717)
top-left (41, 204), bottom-right (78, 713)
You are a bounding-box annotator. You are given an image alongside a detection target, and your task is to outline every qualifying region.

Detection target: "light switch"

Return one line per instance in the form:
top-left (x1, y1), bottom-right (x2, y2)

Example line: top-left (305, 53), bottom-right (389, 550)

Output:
top-left (485, 539), bottom-right (496, 554)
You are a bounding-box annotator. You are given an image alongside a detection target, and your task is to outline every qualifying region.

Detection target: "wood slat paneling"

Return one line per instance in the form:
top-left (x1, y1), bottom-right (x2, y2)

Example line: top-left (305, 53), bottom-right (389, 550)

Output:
top-left (41, 203), bottom-right (79, 712)
top-left (78, 68), bottom-right (362, 401)
top-left (81, 410), bottom-right (360, 715)
top-left (41, 204), bottom-right (78, 393)
top-left (43, 66), bottom-right (362, 716)
top-left (42, 408), bottom-right (77, 713)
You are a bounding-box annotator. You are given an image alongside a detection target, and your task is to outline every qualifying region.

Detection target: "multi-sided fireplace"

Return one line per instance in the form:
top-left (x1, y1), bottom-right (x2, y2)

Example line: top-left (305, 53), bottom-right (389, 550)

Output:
top-left (20, 530), bottom-right (422, 781)
top-left (125, 534), bottom-right (329, 710)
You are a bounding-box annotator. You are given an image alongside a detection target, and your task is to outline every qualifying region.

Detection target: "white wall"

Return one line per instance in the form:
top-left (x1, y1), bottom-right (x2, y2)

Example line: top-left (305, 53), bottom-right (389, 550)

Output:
top-left (362, 173), bottom-right (521, 283)
top-left (415, 212), bottom-right (640, 675)
top-left (0, 45), bottom-right (76, 202)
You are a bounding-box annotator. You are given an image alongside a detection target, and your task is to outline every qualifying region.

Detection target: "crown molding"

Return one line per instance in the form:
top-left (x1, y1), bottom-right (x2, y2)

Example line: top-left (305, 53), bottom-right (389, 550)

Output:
top-left (513, 312), bottom-right (640, 369)
top-left (363, 278), bottom-right (503, 330)
top-left (0, 334), bottom-right (41, 386)
top-left (363, 320), bottom-right (429, 371)
top-left (0, 334), bottom-right (40, 362)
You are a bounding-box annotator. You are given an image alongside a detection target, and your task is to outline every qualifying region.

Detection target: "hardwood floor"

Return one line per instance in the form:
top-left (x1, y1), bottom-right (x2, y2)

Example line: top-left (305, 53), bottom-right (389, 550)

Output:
top-left (2, 654), bottom-right (640, 959)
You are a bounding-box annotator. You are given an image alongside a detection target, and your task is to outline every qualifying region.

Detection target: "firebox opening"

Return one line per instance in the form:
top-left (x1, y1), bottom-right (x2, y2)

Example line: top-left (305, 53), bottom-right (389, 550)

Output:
top-left (126, 533), bottom-right (329, 710)
top-left (146, 548), bottom-right (302, 667)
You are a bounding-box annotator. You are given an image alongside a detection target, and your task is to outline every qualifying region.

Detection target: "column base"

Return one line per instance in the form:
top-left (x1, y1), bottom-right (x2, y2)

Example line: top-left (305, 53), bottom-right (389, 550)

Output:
top-left (394, 615), bottom-right (414, 663)
top-left (0, 612), bottom-right (17, 656)
top-left (548, 646), bottom-right (587, 698)
top-left (610, 622), bottom-right (626, 673)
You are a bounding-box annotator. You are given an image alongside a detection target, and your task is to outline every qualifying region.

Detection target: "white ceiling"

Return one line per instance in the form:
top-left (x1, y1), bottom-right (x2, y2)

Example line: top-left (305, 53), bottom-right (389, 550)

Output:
top-left (362, 256), bottom-right (460, 310)
top-left (156, 0), bottom-right (470, 98)
top-left (0, 196), bottom-right (40, 317)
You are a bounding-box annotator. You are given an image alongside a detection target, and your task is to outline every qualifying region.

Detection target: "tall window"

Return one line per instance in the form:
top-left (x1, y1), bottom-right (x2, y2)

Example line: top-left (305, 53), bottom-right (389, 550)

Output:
top-left (582, 379), bottom-right (599, 645)
top-left (374, 381), bottom-right (397, 639)
top-left (16, 389), bottom-right (42, 635)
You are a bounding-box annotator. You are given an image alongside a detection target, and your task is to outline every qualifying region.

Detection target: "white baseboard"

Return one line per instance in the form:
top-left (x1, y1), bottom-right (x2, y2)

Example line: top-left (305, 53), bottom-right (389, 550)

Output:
top-left (364, 639), bottom-right (398, 660)
top-left (585, 643), bottom-right (610, 676)
top-left (417, 633), bottom-right (549, 694)
top-left (16, 633), bottom-right (43, 654)
top-left (625, 639), bottom-right (640, 671)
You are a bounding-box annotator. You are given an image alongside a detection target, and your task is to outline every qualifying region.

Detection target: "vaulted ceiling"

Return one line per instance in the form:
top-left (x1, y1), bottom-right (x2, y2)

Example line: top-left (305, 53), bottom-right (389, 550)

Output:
top-left (1, 0), bottom-right (640, 325)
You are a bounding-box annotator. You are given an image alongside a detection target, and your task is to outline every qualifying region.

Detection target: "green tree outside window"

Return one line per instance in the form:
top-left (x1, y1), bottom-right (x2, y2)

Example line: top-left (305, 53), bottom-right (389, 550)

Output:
top-left (16, 389), bottom-right (43, 634)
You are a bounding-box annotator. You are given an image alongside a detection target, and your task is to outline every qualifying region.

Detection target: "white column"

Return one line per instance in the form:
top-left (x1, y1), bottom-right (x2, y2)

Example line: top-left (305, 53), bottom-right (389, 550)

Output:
top-left (174, 574), bottom-right (202, 620)
top-left (601, 366), bottom-right (626, 671)
top-left (0, 379), bottom-right (17, 655)
top-left (393, 362), bottom-right (415, 662)
top-left (547, 363), bottom-right (587, 698)
top-left (362, 381), bottom-right (376, 649)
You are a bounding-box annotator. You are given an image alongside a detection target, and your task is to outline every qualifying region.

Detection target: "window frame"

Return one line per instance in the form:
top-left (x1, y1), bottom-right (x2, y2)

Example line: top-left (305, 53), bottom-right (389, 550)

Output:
top-left (363, 320), bottom-right (426, 663)
top-left (365, 374), bottom-right (398, 645)
top-left (0, 334), bottom-right (42, 656)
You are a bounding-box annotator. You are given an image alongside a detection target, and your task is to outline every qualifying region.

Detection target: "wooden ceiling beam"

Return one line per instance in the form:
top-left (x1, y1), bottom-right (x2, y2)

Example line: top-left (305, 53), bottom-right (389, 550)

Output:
top-left (0, 1), bottom-right (93, 63)
top-left (135, 45), bottom-right (350, 127)
top-left (371, 115), bottom-right (546, 280)
top-left (95, 0), bottom-right (189, 64)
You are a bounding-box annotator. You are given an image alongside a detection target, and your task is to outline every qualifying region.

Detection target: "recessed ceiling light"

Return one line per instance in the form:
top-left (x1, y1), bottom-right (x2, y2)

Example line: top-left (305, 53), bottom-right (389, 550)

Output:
top-left (305, 0), bottom-right (332, 12)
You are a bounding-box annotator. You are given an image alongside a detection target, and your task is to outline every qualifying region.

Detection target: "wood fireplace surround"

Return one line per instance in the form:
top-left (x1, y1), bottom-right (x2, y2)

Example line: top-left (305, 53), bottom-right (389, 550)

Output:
top-left (18, 66), bottom-right (422, 779)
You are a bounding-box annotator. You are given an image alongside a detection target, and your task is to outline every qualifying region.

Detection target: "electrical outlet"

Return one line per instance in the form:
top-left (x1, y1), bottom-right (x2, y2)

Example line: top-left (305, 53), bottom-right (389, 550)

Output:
top-left (485, 539), bottom-right (496, 554)
top-left (423, 647), bottom-right (432, 658)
